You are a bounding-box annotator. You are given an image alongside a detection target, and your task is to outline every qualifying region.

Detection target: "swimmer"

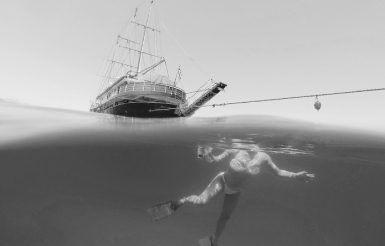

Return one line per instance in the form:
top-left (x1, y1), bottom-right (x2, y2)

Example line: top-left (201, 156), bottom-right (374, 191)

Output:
top-left (149, 143), bottom-right (315, 246)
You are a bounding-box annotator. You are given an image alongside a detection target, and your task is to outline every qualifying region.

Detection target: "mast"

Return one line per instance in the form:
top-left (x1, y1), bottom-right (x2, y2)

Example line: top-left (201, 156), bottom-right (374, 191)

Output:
top-left (135, 0), bottom-right (155, 76)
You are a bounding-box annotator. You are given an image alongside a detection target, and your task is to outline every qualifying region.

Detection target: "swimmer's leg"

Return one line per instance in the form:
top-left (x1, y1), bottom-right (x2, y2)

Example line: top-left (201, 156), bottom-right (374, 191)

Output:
top-left (212, 192), bottom-right (241, 245)
top-left (180, 172), bottom-right (224, 206)
top-left (148, 173), bottom-right (224, 221)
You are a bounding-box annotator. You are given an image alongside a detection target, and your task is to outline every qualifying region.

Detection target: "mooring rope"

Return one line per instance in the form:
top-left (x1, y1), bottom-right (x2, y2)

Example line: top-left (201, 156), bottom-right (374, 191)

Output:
top-left (149, 87), bottom-right (385, 112)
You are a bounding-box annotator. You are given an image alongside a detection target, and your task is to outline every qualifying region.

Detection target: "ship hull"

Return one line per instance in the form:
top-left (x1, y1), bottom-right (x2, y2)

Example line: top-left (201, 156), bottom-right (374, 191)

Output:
top-left (91, 100), bottom-right (180, 118)
top-left (91, 81), bottom-right (187, 118)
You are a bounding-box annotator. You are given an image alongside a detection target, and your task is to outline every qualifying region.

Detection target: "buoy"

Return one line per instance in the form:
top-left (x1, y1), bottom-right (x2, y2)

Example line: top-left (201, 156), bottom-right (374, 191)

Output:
top-left (314, 96), bottom-right (321, 111)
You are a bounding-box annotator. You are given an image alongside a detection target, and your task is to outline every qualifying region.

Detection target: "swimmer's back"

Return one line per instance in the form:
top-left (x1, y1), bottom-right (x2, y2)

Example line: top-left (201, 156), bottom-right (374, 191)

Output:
top-left (233, 150), bottom-right (251, 165)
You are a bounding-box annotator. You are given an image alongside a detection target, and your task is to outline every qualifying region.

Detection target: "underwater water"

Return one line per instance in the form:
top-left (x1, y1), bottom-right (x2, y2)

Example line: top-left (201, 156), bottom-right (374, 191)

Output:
top-left (1, 102), bottom-right (385, 246)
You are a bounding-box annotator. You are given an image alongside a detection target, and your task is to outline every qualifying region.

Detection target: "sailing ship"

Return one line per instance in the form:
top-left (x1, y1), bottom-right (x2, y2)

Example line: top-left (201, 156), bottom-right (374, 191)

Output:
top-left (90, 0), bottom-right (226, 118)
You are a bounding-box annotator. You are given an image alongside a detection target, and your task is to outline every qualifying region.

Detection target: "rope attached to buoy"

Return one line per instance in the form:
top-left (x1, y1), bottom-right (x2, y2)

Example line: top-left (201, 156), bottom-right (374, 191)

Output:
top-left (149, 87), bottom-right (385, 112)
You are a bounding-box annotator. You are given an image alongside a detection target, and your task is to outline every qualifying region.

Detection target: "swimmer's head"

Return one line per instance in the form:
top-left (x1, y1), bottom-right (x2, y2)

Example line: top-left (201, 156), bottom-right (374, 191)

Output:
top-left (219, 136), bottom-right (233, 145)
top-left (249, 144), bottom-right (260, 152)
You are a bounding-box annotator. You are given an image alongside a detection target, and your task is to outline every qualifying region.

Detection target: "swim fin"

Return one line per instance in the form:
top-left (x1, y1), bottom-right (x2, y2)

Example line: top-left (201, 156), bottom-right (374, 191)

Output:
top-left (198, 235), bottom-right (214, 246)
top-left (147, 200), bottom-right (182, 221)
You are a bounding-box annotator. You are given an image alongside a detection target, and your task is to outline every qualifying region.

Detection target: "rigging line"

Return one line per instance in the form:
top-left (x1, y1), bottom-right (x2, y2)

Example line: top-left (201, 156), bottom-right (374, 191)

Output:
top-left (185, 88), bottom-right (212, 94)
top-left (101, 44), bottom-right (117, 86)
top-left (187, 79), bottom-right (214, 100)
top-left (96, 59), bottom-right (111, 94)
top-left (145, 35), bottom-right (151, 73)
top-left (116, 0), bottom-right (145, 49)
top-left (117, 13), bottom-right (134, 36)
top-left (153, 25), bottom-right (156, 74)
top-left (164, 60), bottom-right (170, 78)
top-left (137, 0), bottom-right (151, 8)
top-left (103, 45), bottom-right (119, 88)
top-left (97, 0), bottom-right (151, 95)
top-left (114, 0), bottom-right (148, 76)
top-left (120, 43), bottom-right (133, 75)
top-left (149, 87), bottom-right (385, 112)
top-left (159, 17), bottom-right (210, 78)
top-left (155, 11), bottom-right (164, 76)
top-left (124, 0), bottom-right (151, 31)
top-left (115, 46), bottom-right (126, 76)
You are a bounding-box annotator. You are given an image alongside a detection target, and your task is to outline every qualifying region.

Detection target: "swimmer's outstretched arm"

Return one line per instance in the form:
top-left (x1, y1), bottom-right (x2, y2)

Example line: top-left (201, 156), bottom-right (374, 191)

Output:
top-left (197, 145), bottom-right (236, 163)
top-left (262, 153), bottom-right (315, 182)
top-left (208, 149), bottom-right (233, 163)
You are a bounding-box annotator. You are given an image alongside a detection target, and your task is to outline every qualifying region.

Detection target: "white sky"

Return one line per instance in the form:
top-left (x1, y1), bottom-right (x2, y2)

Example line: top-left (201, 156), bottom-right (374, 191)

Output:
top-left (0, 0), bottom-right (384, 129)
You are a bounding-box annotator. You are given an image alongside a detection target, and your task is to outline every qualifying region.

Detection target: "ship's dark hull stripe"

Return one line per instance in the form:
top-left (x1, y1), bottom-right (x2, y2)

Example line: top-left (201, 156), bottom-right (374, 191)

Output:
top-left (91, 101), bottom-right (180, 118)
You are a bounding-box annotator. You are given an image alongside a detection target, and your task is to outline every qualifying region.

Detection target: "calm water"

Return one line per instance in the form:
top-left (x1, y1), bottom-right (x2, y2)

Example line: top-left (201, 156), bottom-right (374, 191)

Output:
top-left (1, 102), bottom-right (385, 246)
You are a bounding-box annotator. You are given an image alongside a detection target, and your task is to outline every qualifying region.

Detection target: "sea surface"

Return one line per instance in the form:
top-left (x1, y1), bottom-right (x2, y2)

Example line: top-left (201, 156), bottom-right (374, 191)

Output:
top-left (1, 102), bottom-right (385, 246)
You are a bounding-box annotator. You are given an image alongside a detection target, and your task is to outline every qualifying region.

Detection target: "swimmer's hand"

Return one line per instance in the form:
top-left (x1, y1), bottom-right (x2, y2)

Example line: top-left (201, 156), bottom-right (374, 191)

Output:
top-left (197, 145), bottom-right (214, 163)
top-left (197, 145), bottom-right (204, 159)
top-left (203, 153), bottom-right (214, 163)
top-left (295, 171), bottom-right (315, 183)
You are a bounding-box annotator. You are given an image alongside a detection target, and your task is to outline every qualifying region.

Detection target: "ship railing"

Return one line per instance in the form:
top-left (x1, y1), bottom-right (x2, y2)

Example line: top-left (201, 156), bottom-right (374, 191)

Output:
top-left (119, 82), bottom-right (186, 100)
top-left (95, 81), bottom-right (186, 106)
